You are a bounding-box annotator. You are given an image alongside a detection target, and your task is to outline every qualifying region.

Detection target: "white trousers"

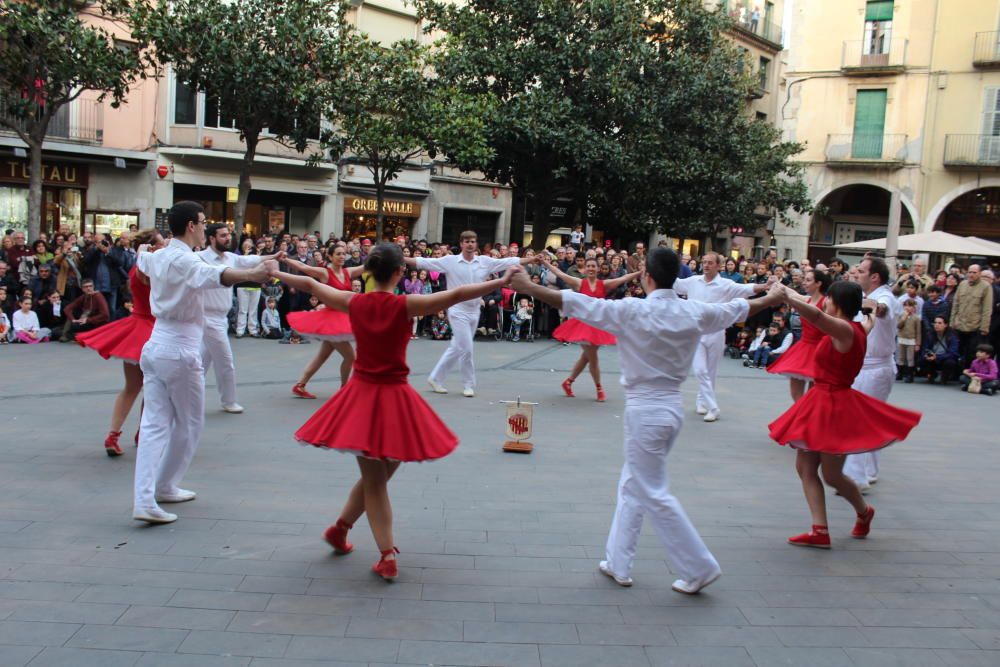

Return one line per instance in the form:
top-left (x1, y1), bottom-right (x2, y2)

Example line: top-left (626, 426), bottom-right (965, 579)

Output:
top-left (201, 316), bottom-right (237, 406)
top-left (134, 342), bottom-right (205, 511)
top-left (692, 331), bottom-right (725, 412)
top-left (604, 401), bottom-right (719, 581)
top-left (429, 310), bottom-right (478, 390)
top-left (235, 288), bottom-right (261, 336)
top-left (844, 363), bottom-right (895, 485)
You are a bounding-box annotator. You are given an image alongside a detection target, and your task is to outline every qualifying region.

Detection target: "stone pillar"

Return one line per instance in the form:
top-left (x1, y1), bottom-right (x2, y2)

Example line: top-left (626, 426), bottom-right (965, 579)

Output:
top-left (886, 189), bottom-right (901, 279)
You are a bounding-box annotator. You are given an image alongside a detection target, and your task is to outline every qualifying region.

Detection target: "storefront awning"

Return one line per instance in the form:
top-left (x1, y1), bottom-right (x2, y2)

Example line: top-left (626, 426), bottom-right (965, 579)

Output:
top-left (0, 136), bottom-right (155, 168)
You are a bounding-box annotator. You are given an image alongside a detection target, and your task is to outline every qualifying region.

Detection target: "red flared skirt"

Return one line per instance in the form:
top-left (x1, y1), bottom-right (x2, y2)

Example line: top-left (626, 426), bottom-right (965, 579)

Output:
top-left (287, 309), bottom-right (354, 342)
top-left (553, 318), bottom-right (617, 346)
top-left (295, 377), bottom-right (458, 462)
top-left (766, 339), bottom-right (819, 381)
top-left (769, 385), bottom-right (921, 455)
top-left (76, 315), bottom-right (154, 363)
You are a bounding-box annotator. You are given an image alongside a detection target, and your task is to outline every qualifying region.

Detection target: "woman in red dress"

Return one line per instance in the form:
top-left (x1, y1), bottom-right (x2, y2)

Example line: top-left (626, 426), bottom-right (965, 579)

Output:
top-left (544, 256), bottom-right (639, 401)
top-left (767, 269), bottom-right (832, 401)
top-left (285, 247), bottom-right (366, 399)
top-left (76, 229), bottom-right (165, 457)
top-left (274, 244), bottom-right (519, 581)
top-left (769, 282), bottom-right (921, 549)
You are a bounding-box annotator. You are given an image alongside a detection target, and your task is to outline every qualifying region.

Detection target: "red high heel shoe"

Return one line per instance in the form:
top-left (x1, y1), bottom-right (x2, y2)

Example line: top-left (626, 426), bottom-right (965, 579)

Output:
top-left (323, 519), bottom-right (354, 555)
top-left (372, 547), bottom-right (400, 581)
top-left (104, 431), bottom-right (123, 457)
top-left (561, 378), bottom-right (575, 397)
top-left (788, 525), bottom-right (831, 549)
top-left (292, 383), bottom-right (316, 399)
top-left (851, 505), bottom-right (875, 538)
top-left (596, 385), bottom-right (607, 402)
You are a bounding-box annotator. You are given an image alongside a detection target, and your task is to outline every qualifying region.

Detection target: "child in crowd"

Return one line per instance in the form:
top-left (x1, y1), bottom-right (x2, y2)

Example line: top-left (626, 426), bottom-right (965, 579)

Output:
top-left (509, 297), bottom-right (534, 341)
top-left (728, 327), bottom-right (753, 359)
top-left (896, 298), bottom-right (921, 383)
top-left (13, 295), bottom-right (50, 344)
top-left (261, 297), bottom-right (283, 340)
top-left (0, 309), bottom-right (9, 344)
top-left (960, 344), bottom-right (998, 396)
top-left (745, 326), bottom-right (766, 365)
top-left (748, 321), bottom-right (792, 369)
top-left (430, 309), bottom-right (452, 340)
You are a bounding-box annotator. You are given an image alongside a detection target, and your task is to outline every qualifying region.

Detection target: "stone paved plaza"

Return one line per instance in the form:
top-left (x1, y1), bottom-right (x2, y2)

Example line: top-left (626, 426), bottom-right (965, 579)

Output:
top-left (1, 337), bottom-right (999, 667)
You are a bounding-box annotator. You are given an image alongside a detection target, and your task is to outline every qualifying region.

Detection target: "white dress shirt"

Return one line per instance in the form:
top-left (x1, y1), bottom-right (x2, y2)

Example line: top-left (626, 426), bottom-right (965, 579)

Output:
top-left (12, 309), bottom-right (40, 334)
top-left (859, 284), bottom-right (901, 366)
top-left (197, 248), bottom-right (263, 318)
top-left (672, 274), bottom-right (757, 303)
top-left (561, 289), bottom-right (750, 400)
top-left (415, 254), bottom-right (521, 316)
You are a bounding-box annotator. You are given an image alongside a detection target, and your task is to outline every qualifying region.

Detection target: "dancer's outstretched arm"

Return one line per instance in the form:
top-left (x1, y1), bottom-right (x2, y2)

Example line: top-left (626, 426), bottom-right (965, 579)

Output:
top-left (284, 258), bottom-right (328, 282)
top-left (603, 270), bottom-right (641, 292)
top-left (273, 271), bottom-right (353, 313)
top-left (540, 257), bottom-right (581, 291)
top-left (782, 285), bottom-right (861, 352)
top-left (406, 266), bottom-right (520, 318)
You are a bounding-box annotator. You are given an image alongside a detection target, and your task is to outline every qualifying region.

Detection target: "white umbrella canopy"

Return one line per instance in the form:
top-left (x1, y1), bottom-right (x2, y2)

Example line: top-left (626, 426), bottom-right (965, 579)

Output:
top-left (835, 230), bottom-right (1000, 256)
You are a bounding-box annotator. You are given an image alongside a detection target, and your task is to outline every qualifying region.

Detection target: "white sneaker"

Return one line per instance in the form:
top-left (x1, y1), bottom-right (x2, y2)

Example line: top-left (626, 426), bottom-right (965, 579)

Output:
top-left (696, 406), bottom-right (708, 415)
top-left (868, 477), bottom-right (879, 485)
top-left (133, 507), bottom-right (178, 524)
top-left (427, 379), bottom-right (448, 394)
top-left (222, 403), bottom-right (244, 414)
top-left (462, 387), bottom-right (475, 398)
top-left (155, 489), bottom-right (197, 503)
top-left (703, 409), bottom-right (720, 422)
top-left (672, 568), bottom-right (722, 595)
top-left (598, 561), bottom-right (633, 587)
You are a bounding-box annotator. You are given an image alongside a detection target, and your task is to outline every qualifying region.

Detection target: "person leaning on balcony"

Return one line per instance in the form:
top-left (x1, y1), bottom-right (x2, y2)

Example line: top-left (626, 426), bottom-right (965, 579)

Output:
top-left (950, 264), bottom-right (994, 366)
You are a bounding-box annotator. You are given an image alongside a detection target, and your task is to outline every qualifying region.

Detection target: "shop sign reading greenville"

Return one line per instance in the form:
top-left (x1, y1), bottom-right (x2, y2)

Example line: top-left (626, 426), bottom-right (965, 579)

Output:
top-left (345, 197), bottom-right (421, 218)
top-left (1, 159), bottom-right (88, 187)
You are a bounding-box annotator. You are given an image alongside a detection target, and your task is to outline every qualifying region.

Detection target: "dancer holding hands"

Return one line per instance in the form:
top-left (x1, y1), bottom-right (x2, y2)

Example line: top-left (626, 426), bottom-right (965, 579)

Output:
top-left (273, 244), bottom-right (521, 581)
top-left (767, 269), bottom-right (833, 402)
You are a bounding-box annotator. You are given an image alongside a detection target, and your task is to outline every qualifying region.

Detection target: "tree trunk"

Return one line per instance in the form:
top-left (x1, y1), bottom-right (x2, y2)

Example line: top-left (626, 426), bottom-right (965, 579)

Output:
top-left (235, 133), bottom-right (259, 236)
top-left (375, 169), bottom-right (386, 243)
top-left (529, 195), bottom-right (557, 251)
top-left (27, 139), bottom-right (43, 241)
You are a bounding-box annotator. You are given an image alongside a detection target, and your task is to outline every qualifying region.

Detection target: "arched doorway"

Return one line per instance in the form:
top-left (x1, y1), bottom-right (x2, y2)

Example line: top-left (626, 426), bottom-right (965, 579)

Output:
top-left (808, 184), bottom-right (914, 264)
top-left (936, 187), bottom-right (1000, 243)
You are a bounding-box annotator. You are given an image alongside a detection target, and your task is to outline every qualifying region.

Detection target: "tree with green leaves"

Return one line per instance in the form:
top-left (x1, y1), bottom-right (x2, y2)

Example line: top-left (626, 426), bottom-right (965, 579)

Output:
top-left (417, 0), bottom-right (810, 249)
top-left (322, 36), bottom-right (493, 241)
top-left (0, 0), bottom-right (152, 241)
top-left (129, 0), bottom-right (352, 232)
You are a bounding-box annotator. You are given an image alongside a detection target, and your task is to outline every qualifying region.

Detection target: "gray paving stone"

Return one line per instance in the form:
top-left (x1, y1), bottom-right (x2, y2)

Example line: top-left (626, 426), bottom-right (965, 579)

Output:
top-left (619, 605), bottom-right (748, 626)
top-left (345, 617), bottom-right (463, 641)
top-left (961, 629), bottom-right (1000, 650)
top-left (465, 621), bottom-right (579, 645)
top-left (850, 608), bottom-right (974, 628)
top-left (398, 639), bottom-right (540, 667)
top-left (22, 647), bottom-right (142, 667)
top-left (0, 621), bottom-right (80, 646)
top-left (740, 607), bottom-right (859, 627)
top-left (745, 646), bottom-right (854, 667)
top-left (133, 654), bottom-right (250, 667)
top-left (0, 582), bottom-right (88, 602)
top-left (167, 589), bottom-right (271, 612)
top-left (934, 648), bottom-right (1000, 666)
top-left (537, 586), bottom-right (651, 605)
top-left (8, 600), bottom-right (127, 624)
top-left (646, 646), bottom-right (756, 667)
top-left (497, 602), bottom-right (622, 624)
top-left (844, 647), bottom-right (948, 666)
top-left (284, 635), bottom-right (400, 663)
top-left (177, 630), bottom-right (290, 658)
top-left (874, 592), bottom-right (991, 610)
top-left (860, 627), bottom-right (978, 649)
top-left (237, 576), bottom-right (309, 595)
top-left (305, 578), bottom-right (422, 600)
top-left (264, 594), bottom-right (380, 617)
top-left (758, 590), bottom-right (884, 608)
top-left (421, 583), bottom-right (539, 603)
top-left (66, 624), bottom-right (190, 652)
top-left (771, 626), bottom-right (870, 647)
top-left (669, 625), bottom-right (781, 647)
top-left (115, 605), bottom-right (235, 631)
top-left (227, 611), bottom-right (349, 637)
top-left (244, 661), bottom-right (365, 667)
top-left (539, 644), bottom-right (650, 667)
top-left (196, 558), bottom-right (309, 578)
top-left (0, 645), bottom-right (41, 667)
top-left (75, 585), bottom-right (178, 606)
top-left (573, 623), bottom-right (678, 646)
top-left (376, 598), bottom-right (495, 621)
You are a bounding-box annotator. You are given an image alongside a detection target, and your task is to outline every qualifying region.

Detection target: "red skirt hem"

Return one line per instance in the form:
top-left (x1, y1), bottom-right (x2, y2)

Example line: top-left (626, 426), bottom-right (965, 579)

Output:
top-left (76, 316), bottom-right (154, 363)
top-left (287, 310), bottom-right (353, 341)
top-left (553, 318), bottom-right (616, 346)
top-left (766, 339), bottom-right (819, 380)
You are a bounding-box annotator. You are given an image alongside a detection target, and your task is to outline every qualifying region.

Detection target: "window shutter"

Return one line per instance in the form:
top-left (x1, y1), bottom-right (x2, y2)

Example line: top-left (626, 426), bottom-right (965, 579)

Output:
top-left (865, 1), bottom-right (894, 22)
top-left (982, 88), bottom-right (1000, 137)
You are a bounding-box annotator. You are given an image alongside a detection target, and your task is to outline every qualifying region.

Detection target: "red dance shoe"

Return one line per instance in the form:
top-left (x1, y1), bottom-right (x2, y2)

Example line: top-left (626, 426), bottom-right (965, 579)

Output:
top-left (292, 383), bottom-right (317, 399)
top-left (323, 519), bottom-right (354, 555)
top-left (372, 547), bottom-right (400, 581)
top-left (851, 505), bottom-right (875, 539)
top-left (788, 525), bottom-right (831, 549)
top-left (104, 431), bottom-right (123, 457)
top-left (596, 385), bottom-right (607, 402)
top-left (561, 378), bottom-right (575, 397)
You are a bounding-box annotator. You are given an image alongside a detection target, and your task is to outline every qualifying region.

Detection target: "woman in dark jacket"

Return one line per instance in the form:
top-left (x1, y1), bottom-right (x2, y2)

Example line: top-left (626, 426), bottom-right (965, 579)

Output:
top-left (918, 315), bottom-right (961, 384)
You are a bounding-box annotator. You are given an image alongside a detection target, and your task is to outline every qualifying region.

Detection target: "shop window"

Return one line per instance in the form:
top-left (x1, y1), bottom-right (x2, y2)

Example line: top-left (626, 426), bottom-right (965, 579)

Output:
top-left (86, 212), bottom-right (139, 238)
top-left (0, 186), bottom-right (29, 235)
top-left (174, 80), bottom-right (197, 125)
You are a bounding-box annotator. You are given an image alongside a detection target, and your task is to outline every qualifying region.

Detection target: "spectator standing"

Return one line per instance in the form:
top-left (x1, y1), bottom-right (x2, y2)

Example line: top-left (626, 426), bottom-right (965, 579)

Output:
top-left (83, 234), bottom-right (126, 316)
top-left (5, 231), bottom-right (30, 273)
top-left (950, 264), bottom-right (993, 366)
top-left (922, 285), bottom-right (950, 338)
top-left (896, 299), bottom-right (921, 383)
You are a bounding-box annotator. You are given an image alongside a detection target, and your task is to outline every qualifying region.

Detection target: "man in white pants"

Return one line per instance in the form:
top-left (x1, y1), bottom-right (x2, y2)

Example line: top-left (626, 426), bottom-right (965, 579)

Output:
top-left (673, 252), bottom-right (772, 422)
top-left (199, 223), bottom-right (279, 414)
top-left (511, 249), bottom-right (782, 593)
top-left (133, 202), bottom-right (273, 524)
top-left (408, 230), bottom-right (532, 397)
top-left (845, 257), bottom-right (900, 492)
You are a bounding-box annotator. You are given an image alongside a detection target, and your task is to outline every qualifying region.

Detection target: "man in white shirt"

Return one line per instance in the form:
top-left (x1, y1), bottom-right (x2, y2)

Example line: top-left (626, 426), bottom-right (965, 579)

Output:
top-left (844, 257), bottom-right (900, 492)
top-left (511, 249), bottom-right (783, 594)
top-left (672, 252), bottom-right (772, 421)
top-left (198, 223), bottom-right (278, 414)
top-left (134, 202), bottom-right (274, 524)
top-left (408, 230), bottom-right (531, 397)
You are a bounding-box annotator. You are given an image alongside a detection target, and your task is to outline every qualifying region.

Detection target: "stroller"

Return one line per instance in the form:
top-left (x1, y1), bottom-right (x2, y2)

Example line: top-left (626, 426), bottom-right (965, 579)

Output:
top-left (495, 287), bottom-right (535, 342)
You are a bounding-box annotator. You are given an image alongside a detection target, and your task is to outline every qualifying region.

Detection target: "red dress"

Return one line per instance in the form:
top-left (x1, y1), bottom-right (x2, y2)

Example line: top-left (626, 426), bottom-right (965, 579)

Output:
top-left (767, 295), bottom-right (825, 381)
top-left (295, 291), bottom-right (458, 462)
top-left (769, 322), bottom-right (921, 454)
top-left (287, 267), bottom-right (354, 342)
top-left (553, 279), bottom-right (617, 346)
top-left (76, 266), bottom-right (154, 364)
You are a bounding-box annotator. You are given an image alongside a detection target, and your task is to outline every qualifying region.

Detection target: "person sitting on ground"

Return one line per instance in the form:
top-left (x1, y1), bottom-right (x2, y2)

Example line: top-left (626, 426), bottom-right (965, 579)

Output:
top-left (959, 343), bottom-right (998, 396)
top-left (261, 297), bottom-right (283, 339)
top-left (0, 308), bottom-right (10, 343)
top-left (919, 316), bottom-right (961, 384)
top-left (727, 327), bottom-right (753, 359)
top-left (59, 278), bottom-right (109, 342)
top-left (36, 290), bottom-right (66, 341)
top-left (12, 294), bottom-right (50, 343)
top-left (748, 321), bottom-right (793, 368)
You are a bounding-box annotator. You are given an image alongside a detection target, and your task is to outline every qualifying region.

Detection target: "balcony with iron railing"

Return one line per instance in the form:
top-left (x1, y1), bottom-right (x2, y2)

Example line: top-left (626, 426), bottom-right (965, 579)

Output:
top-left (943, 135), bottom-right (1000, 168)
top-left (974, 32), bottom-right (1000, 68)
top-left (0, 97), bottom-right (103, 145)
top-left (730, 16), bottom-right (783, 49)
top-left (841, 39), bottom-right (908, 74)
top-left (825, 133), bottom-right (908, 168)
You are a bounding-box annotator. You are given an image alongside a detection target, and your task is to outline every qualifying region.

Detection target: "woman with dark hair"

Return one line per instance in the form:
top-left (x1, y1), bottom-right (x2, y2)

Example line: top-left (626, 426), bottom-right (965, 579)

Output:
top-left (720, 257), bottom-right (742, 282)
top-left (768, 269), bottom-right (833, 401)
top-left (769, 282), bottom-right (921, 549)
top-left (76, 229), bottom-right (166, 456)
top-left (274, 243), bottom-right (520, 581)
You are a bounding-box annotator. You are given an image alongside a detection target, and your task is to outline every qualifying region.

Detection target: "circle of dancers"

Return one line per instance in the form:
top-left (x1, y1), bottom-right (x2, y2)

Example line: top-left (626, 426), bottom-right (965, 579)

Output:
top-left (76, 202), bottom-right (923, 592)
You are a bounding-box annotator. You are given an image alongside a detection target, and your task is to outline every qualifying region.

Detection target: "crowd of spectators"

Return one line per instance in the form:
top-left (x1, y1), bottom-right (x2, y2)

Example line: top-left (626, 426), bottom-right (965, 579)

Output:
top-left (2, 226), bottom-right (997, 396)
